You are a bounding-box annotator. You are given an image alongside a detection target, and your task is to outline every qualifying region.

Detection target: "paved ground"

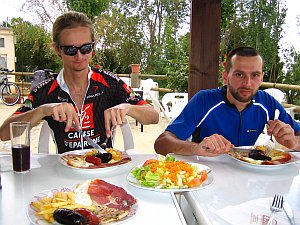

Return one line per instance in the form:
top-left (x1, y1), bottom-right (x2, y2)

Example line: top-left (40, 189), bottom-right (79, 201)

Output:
top-left (0, 103), bottom-right (167, 154)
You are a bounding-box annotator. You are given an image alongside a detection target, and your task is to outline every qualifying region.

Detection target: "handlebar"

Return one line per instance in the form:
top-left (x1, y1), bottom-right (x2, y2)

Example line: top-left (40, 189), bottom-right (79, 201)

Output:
top-left (0, 68), bottom-right (14, 73)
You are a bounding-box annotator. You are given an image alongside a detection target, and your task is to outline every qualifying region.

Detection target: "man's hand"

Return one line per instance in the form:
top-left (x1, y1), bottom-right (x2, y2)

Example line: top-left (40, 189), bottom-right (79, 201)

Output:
top-left (104, 103), bottom-right (130, 136)
top-left (41, 103), bottom-right (80, 132)
top-left (268, 119), bottom-right (297, 149)
top-left (195, 134), bottom-right (233, 156)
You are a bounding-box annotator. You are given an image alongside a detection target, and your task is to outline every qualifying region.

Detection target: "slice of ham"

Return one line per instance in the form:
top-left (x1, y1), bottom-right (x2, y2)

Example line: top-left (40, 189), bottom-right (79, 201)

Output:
top-left (88, 179), bottom-right (136, 210)
top-left (87, 155), bottom-right (131, 168)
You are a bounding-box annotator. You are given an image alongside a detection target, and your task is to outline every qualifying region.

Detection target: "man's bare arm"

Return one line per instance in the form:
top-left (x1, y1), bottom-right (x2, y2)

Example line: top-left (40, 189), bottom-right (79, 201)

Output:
top-left (154, 131), bottom-right (232, 156)
top-left (0, 103), bottom-right (80, 141)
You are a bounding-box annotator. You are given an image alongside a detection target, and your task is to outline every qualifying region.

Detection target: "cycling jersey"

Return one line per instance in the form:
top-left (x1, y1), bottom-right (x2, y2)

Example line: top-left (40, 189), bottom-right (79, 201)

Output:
top-left (14, 68), bottom-right (148, 153)
top-left (167, 86), bottom-right (300, 147)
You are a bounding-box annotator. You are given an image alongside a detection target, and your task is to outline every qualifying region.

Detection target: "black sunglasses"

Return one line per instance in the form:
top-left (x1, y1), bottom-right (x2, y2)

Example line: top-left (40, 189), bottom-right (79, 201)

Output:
top-left (59, 42), bottom-right (94, 56)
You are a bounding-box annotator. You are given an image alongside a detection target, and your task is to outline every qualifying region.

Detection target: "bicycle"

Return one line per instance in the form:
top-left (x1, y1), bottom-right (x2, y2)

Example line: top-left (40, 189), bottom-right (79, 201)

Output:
top-left (30, 68), bottom-right (54, 91)
top-left (0, 68), bottom-right (21, 106)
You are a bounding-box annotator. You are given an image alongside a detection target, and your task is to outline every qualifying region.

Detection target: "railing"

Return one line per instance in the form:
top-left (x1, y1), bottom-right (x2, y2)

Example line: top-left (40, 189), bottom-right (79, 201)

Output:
top-left (5, 72), bottom-right (173, 98)
top-left (3, 71), bottom-right (300, 115)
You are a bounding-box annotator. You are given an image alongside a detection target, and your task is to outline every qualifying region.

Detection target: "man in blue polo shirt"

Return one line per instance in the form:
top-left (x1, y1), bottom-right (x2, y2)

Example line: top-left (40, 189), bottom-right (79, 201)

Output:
top-left (154, 47), bottom-right (300, 156)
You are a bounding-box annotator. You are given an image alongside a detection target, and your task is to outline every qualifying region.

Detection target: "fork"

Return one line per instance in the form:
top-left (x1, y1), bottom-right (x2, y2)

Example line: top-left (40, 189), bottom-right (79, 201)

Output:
top-left (266, 109), bottom-right (280, 155)
top-left (100, 126), bottom-right (115, 150)
top-left (267, 194), bottom-right (283, 225)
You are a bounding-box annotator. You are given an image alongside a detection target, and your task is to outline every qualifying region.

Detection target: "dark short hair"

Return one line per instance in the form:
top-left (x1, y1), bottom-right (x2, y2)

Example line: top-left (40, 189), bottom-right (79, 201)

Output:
top-left (52, 11), bottom-right (94, 47)
top-left (225, 47), bottom-right (264, 72)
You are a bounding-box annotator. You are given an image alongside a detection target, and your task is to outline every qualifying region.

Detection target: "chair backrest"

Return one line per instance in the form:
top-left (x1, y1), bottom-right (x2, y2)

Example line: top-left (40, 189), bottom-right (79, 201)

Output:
top-left (38, 121), bottom-right (54, 154)
top-left (264, 88), bottom-right (285, 104)
top-left (148, 92), bottom-right (171, 130)
top-left (140, 78), bottom-right (159, 101)
top-left (112, 118), bottom-right (134, 150)
top-left (161, 93), bottom-right (188, 119)
top-left (38, 119), bottom-right (134, 153)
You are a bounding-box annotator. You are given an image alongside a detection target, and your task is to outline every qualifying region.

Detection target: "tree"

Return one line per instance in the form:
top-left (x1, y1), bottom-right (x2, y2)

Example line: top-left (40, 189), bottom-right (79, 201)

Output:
top-left (220, 0), bottom-right (287, 83)
top-left (10, 18), bottom-right (61, 74)
top-left (284, 51), bottom-right (300, 104)
top-left (64, 0), bottom-right (111, 21)
top-left (22, 0), bottom-right (66, 30)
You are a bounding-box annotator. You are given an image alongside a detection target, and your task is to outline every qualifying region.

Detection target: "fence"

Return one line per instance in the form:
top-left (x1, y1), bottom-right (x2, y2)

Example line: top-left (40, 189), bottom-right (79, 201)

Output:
top-left (6, 71), bottom-right (172, 99)
top-left (4, 71), bottom-right (300, 114)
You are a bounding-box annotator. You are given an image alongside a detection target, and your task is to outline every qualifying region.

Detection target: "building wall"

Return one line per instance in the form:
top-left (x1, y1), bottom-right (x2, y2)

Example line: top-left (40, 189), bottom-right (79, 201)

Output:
top-left (0, 27), bottom-right (16, 81)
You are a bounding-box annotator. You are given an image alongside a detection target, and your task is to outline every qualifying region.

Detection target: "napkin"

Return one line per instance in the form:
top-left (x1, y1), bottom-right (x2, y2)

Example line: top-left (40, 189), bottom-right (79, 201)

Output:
top-left (0, 155), bottom-right (41, 172)
top-left (216, 197), bottom-right (299, 225)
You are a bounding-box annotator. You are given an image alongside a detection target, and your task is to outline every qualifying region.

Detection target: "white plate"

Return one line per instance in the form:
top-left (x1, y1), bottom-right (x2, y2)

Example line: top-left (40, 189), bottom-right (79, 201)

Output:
top-left (127, 162), bottom-right (214, 193)
top-left (58, 149), bottom-right (132, 173)
top-left (27, 185), bottom-right (138, 225)
top-left (228, 151), bottom-right (300, 169)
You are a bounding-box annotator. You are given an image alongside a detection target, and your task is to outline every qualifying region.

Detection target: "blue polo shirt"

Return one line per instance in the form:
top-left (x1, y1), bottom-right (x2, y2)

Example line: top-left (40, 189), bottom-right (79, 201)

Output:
top-left (166, 86), bottom-right (300, 147)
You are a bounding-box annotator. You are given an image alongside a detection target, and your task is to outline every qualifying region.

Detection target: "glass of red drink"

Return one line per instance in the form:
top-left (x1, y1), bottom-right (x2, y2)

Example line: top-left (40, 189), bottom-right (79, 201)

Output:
top-left (10, 122), bottom-right (31, 173)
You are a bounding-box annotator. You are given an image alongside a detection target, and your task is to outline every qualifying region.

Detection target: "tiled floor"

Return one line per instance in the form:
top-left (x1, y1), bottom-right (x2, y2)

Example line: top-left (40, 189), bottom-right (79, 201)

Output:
top-left (0, 103), bottom-right (166, 154)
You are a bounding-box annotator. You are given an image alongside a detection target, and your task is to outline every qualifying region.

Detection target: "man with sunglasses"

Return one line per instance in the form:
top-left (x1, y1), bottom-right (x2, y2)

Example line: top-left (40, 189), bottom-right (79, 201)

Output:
top-left (0, 11), bottom-right (159, 153)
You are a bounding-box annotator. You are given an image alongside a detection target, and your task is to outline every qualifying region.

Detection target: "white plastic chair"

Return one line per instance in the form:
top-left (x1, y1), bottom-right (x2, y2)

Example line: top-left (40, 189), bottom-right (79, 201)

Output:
top-left (148, 92), bottom-right (171, 130)
top-left (161, 93), bottom-right (188, 119)
top-left (139, 78), bottom-right (159, 101)
top-left (38, 121), bottom-right (55, 154)
top-left (38, 119), bottom-right (134, 153)
top-left (264, 88), bottom-right (295, 119)
top-left (111, 118), bottom-right (134, 150)
top-left (264, 88), bottom-right (285, 104)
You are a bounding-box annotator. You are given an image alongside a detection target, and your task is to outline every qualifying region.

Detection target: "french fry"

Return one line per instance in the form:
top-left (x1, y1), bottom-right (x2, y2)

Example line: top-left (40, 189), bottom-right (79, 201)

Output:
top-left (67, 191), bottom-right (75, 202)
top-left (49, 216), bottom-right (55, 223)
top-left (54, 197), bottom-right (68, 202)
top-left (37, 208), bottom-right (56, 215)
top-left (51, 202), bottom-right (69, 207)
top-left (43, 213), bottom-right (51, 221)
top-left (31, 190), bottom-right (83, 223)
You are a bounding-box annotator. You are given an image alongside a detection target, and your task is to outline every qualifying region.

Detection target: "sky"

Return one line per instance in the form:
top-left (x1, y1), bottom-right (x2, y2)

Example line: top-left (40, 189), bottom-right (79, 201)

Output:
top-left (0, 0), bottom-right (299, 52)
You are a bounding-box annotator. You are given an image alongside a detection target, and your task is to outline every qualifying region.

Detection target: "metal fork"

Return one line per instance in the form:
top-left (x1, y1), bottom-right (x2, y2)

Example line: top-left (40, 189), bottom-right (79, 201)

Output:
top-left (100, 126), bottom-right (115, 150)
top-left (267, 194), bottom-right (283, 225)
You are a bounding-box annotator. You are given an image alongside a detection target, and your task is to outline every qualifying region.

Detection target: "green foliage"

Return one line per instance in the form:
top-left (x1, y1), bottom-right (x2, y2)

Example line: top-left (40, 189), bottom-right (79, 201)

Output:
top-left (10, 18), bottom-right (62, 74)
top-left (220, 0), bottom-right (286, 83)
top-left (284, 52), bottom-right (300, 104)
top-left (4, 0), bottom-right (299, 99)
top-left (64, 0), bottom-right (111, 21)
top-left (163, 33), bottom-right (189, 92)
top-left (93, 0), bottom-right (190, 91)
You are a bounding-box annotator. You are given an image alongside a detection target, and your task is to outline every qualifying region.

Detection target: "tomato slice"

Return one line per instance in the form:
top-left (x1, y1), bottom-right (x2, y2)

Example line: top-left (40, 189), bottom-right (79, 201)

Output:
top-left (85, 156), bottom-right (102, 166)
top-left (142, 159), bottom-right (158, 167)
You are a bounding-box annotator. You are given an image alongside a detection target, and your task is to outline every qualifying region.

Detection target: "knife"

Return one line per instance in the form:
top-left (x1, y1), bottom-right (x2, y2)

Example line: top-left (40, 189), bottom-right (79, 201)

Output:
top-left (230, 147), bottom-right (296, 153)
top-left (283, 201), bottom-right (296, 225)
top-left (230, 147), bottom-right (256, 153)
top-left (74, 127), bottom-right (107, 154)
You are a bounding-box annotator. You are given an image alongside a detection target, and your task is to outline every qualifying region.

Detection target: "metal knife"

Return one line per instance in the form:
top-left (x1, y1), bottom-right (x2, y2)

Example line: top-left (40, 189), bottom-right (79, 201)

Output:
top-left (230, 146), bottom-right (296, 153)
top-left (74, 127), bottom-right (107, 154)
top-left (283, 201), bottom-right (296, 225)
top-left (230, 147), bottom-right (255, 153)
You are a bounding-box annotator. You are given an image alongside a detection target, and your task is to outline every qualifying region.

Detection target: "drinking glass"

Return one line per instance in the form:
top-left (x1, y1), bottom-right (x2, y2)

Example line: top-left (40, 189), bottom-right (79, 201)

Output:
top-left (10, 122), bottom-right (31, 173)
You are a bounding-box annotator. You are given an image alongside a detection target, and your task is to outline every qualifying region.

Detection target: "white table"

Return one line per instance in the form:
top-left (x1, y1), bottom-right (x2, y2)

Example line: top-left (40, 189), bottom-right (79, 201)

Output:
top-left (0, 153), bottom-right (186, 225)
top-left (173, 153), bottom-right (300, 225)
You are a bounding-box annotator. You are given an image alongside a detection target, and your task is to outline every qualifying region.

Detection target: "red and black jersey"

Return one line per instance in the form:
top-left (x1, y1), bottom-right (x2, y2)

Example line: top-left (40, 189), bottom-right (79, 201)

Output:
top-left (15, 69), bottom-right (147, 153)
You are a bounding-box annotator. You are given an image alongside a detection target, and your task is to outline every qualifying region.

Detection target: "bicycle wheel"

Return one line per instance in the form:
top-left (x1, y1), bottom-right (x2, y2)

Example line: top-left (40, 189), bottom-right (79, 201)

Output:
top-left (0, 82), bottom-right (21, 106)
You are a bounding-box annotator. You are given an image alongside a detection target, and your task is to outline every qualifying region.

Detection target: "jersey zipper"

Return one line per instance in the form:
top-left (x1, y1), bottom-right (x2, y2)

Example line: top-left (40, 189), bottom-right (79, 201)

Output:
top-left (238, 111), bottom-right (242, 146)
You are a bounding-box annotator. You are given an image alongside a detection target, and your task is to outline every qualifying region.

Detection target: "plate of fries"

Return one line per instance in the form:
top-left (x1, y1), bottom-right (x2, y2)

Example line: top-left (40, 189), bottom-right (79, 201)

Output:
top-left (27, 183), bottom-right (138, 225)
top-left (27, 187), bottom-right (95, 224)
